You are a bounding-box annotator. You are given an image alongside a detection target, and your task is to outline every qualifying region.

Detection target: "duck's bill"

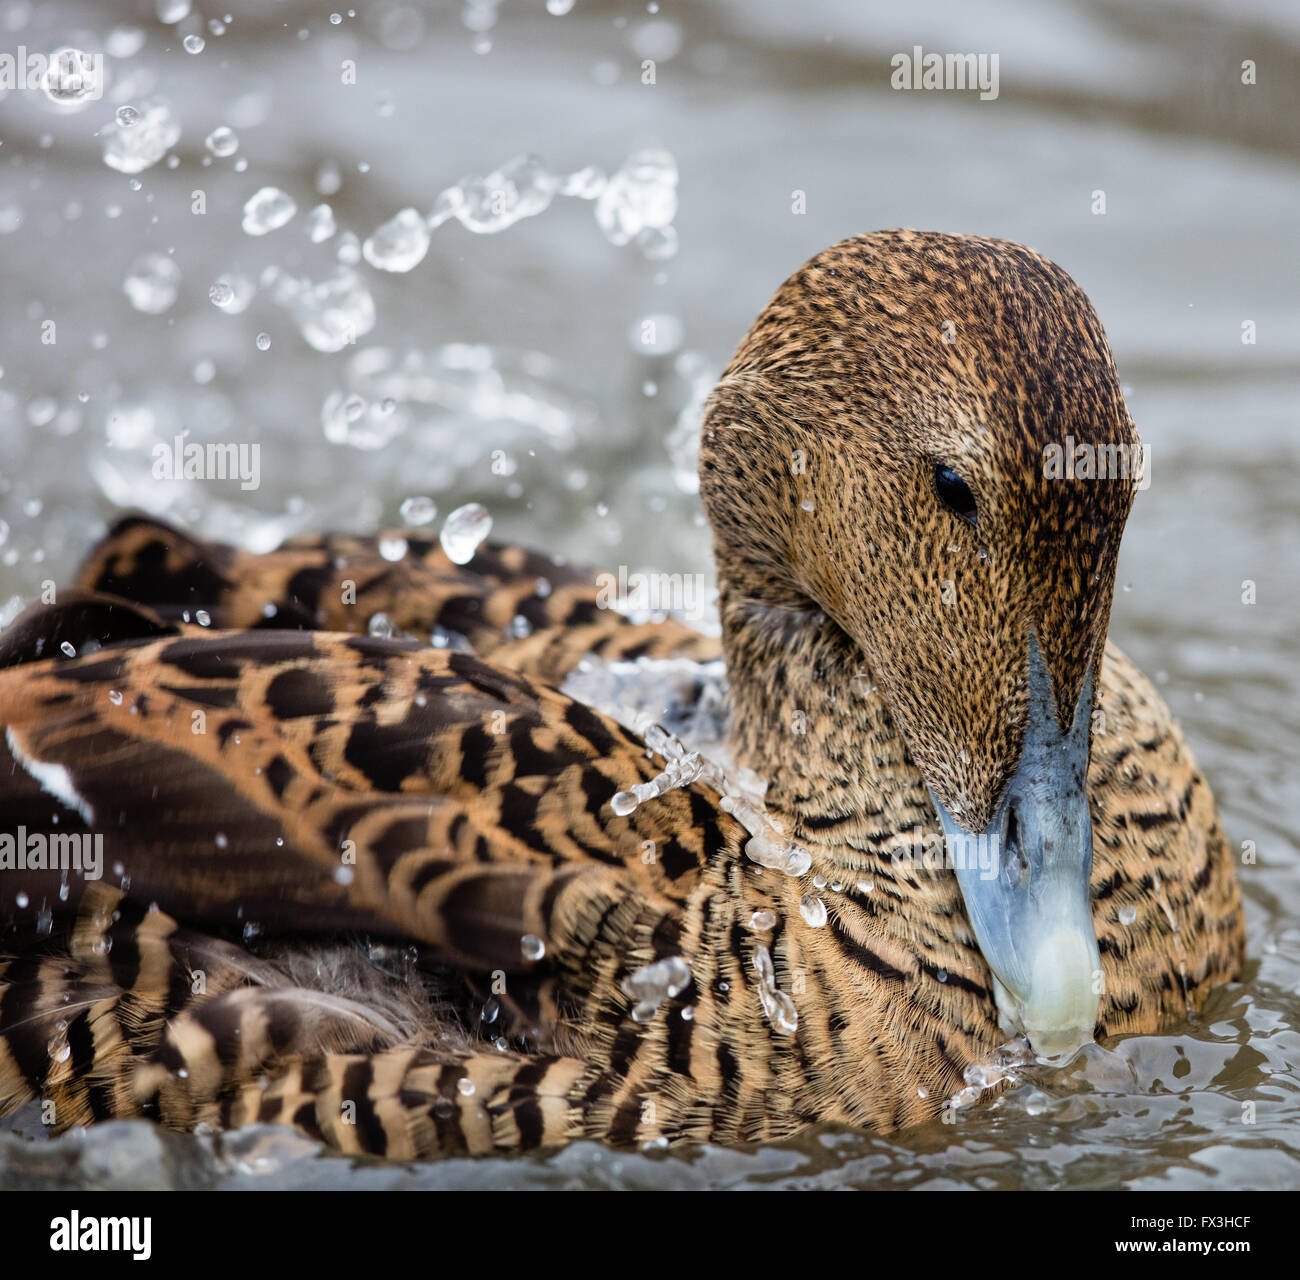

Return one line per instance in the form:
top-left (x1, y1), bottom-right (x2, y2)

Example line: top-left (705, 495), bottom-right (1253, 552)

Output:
top-left (932, 642), bottom-right (1102, 1060)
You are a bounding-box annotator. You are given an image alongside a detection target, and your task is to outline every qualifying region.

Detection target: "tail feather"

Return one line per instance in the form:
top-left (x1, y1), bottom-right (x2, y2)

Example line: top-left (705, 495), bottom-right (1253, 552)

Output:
top-left (0, 887), bottom-right (595, 1157)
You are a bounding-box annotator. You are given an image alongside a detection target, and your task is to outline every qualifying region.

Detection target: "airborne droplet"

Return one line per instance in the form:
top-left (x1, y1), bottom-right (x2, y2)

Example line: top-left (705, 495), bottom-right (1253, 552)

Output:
top-left (439, 503), bottom-right (492, 565)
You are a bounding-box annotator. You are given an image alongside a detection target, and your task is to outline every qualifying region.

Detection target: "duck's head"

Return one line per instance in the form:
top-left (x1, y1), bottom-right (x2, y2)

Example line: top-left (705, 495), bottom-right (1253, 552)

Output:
top-left (701, 229), bottom-right (1142, 1058)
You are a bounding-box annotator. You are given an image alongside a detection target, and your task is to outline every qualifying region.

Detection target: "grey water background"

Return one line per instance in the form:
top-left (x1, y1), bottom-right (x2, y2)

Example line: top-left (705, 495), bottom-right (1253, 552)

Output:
top-left (0, 0), bottom-right (1297, 1189)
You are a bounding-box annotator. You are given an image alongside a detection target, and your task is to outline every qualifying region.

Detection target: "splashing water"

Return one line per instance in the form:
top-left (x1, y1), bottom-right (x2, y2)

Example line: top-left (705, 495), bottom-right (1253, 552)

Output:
top-left (601, 710), bottom-right (812, 880)
top-left (610, 720), bottom-right (727, 815)
top-left (363, 208), bottom-right (430, 272)
top-left (563, 657), bottom-right (729, 755)
top-left (720, 792), bottom-right (813, 878)
top-left (443, 154), bottom-right (558, 234)
top-left (341, 150), bottom-right (677, 290)
top-left (594, 150), bottom-right (678, 249)
top-left (268, 267), bottom-right (375, 353)
top-left (320, 391), bottom-right (406, 451)
top-left (752, 944), bottom-right (798, 1035)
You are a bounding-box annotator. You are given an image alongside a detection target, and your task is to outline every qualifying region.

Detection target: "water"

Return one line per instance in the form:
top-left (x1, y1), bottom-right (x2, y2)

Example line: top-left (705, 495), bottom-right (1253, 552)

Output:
top-left (0, 0), bottom-right (1297, 1189)
top-left (438, 500), bottom-right (493, 564)
top-left (241, 185), bottom-right (298, 236)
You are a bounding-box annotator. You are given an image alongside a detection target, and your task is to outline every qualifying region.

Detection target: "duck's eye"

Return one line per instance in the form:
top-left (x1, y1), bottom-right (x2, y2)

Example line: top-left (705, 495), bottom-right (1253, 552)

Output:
top-left (933, 465), bottom-right (977, 525)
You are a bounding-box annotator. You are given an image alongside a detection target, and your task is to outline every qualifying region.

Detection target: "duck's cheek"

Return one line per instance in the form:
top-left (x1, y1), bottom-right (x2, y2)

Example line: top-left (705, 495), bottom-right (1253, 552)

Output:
top-left (930, 634), bottom-right (1102, 1061)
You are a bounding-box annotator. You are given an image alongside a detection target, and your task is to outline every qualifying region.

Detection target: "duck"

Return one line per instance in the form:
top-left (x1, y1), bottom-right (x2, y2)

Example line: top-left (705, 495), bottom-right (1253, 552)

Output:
top-left (0, 229), bottom-right (1244, 1160)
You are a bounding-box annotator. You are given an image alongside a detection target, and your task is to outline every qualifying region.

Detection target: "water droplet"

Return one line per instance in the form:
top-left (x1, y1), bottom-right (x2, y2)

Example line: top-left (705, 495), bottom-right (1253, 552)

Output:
top-left (799, 895), bottom-right (828, 928)
top-left (439, 502), bottom-right (492, 565)
top-left (621, 956), bottom-right (691, 1019)
top-left (751, 944), bottom-right (798, 1035)
top-left (108, 27), bottom-right (147, 58)
top-left (457, 1077), bottom-right (476, 1096)
top-left (59, 642), bottom-right (76, 658)
top-left (800, 498), bottom-right (815, 512)
top-left (336, 230), bottom-right (361, 264)
top-left (204, 125), bottom-right (239, 157)
top-left (157, 0), bottom-right (192, 21)
top-left (447, 154), bottom-right (558, 234)
top-left (636, 224), bottom-right (678, 260)
top-left (183, 33), bottom-right (205, 53)
top-left (1118, 904), bottom-right (1137, 926)
top-left (123, 252), bottom-right (181, 315)
top-left (305, 202), bottom-right (336, 243)
top-left (363, 207), bottom-right (430, 272)
top-left (399, 495), bottom-right (436, 527)
top-left (16, 892), bottom-right (29, 909)
top-left (368, 612), bottom-right (394, 639)
top-left (520, 934), bottom-right (545, 961)
top-left (103, 99), bottom-right (180, 173)
top-left (208, 271), bottom-right (253, 313)
top-left (748, 910), bottom-right (776, 932)
top-left (270, 266), bottom-right (373, 351)
top-left (115, 105), bottom-right (140, 129)
top-left (255, 332), bottom-right (271, 351)
top-left (242, 186), bottom-right (297, 236)
top-left (43, 48), bottom-right (103, 111)
top-left (378, 536), bottom-right (408, 562)
top-left (560, 165), bottom-right (606, 199)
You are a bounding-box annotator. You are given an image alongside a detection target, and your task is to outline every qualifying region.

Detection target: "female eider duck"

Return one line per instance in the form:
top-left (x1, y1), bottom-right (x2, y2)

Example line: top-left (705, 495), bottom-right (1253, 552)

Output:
top-left (0, 230), bottom-right (1244, 1158)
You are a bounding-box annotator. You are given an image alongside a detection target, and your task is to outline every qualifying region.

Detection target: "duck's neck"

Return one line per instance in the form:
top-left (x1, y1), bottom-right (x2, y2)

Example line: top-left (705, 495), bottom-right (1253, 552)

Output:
top-left (718, 587), bottom-right (939, 872)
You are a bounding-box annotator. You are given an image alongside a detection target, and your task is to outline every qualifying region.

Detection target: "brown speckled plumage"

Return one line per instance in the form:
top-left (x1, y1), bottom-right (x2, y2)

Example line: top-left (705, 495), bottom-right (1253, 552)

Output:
top-left (0, 231), bottom-right (1243, 1159)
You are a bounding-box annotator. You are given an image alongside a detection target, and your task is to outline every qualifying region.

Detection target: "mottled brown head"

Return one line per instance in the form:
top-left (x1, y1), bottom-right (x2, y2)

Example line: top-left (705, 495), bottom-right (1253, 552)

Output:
top-left (700, 229), bottom-right (1139, 831)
